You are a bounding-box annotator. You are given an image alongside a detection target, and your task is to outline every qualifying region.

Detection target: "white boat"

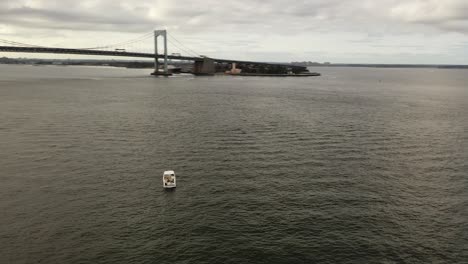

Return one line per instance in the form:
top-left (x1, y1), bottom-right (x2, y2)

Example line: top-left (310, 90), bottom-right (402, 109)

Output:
top-left (163, 170), bottom-right (176, 188)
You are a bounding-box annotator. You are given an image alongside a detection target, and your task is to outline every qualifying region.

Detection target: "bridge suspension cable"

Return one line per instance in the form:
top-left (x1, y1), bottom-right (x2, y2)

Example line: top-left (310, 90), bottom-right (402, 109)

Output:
top-left (0, 39), bottom-right (47, 48)
top-left (166, 38), bottom-right (199, 57)
top-left (167, 33), bottom-right (201, 57)
top-left (80, 31), bottom-right (154, 50)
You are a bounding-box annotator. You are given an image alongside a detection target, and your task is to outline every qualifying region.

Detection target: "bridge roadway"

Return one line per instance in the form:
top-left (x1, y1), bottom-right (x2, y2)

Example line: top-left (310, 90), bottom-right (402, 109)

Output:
top-left (0, 46), bottom-right (307, 71)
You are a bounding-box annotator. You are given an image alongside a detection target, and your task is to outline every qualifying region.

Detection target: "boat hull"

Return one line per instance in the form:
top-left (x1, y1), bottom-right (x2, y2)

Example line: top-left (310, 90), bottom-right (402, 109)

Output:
top-left (163, 170), bottom-right (176, 188)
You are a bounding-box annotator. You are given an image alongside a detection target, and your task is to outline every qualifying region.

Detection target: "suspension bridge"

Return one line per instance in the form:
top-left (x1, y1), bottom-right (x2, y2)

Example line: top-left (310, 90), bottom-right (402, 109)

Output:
top-left (0, 30), bottom-right (312, 76)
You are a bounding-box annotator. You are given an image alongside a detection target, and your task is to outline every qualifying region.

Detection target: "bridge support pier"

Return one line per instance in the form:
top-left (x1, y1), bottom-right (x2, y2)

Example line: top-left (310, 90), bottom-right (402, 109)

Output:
top-left (193, 58), bottom-right (215, 75)
top-left (153, 30), bottom-right (171, 76)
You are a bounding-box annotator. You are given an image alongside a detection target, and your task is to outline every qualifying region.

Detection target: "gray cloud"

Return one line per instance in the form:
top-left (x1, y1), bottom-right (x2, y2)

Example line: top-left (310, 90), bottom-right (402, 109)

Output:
top-left (390, 0), bottom-right (468, 33)
top-left (1, 0), bottom-right (468, 34)
top-left (0, 2), bottom-right (157, 32)
top-left (1, 0), bottom-right (468, 63)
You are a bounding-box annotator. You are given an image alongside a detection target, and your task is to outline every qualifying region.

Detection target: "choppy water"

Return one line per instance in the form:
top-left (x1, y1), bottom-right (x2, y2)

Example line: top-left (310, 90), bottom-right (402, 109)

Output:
top-left (1, 64), bottom-right (467, 263)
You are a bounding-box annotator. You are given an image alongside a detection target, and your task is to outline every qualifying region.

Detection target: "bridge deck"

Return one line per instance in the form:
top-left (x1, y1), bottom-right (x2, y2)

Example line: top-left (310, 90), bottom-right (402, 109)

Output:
top-left (0, 46), bottom-right (306, 70)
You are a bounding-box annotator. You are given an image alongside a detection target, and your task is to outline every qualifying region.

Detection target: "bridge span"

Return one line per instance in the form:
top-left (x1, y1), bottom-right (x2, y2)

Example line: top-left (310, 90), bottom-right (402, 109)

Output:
top-left (0, 45), bottom-right (308, 75)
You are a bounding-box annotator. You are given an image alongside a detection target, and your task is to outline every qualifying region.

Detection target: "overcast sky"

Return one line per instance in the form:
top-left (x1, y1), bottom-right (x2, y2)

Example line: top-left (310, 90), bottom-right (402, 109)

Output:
top-left (1, 0), bottom-right (468, 64)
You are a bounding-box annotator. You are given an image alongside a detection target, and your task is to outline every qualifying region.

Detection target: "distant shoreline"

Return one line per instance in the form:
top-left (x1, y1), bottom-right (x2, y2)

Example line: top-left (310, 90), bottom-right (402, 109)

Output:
top-left (1, 57), bottom-right (467, 69)
top-left (293, 63), bottom-right (468, 69)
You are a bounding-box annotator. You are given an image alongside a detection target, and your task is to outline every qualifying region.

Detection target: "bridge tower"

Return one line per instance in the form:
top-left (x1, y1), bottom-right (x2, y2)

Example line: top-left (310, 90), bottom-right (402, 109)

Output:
top-left (153, 30), bottom-right (170, 76)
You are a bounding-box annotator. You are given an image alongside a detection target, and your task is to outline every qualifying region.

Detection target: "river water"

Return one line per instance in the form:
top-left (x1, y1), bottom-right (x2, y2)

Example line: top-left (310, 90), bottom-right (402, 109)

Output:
top-left (1, 65), bottom-right (467, 263)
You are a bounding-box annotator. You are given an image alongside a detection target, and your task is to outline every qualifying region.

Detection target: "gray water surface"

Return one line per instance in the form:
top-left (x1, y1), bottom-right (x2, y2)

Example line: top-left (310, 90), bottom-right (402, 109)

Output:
top-left (1, 65), bottom-right (467, 263)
